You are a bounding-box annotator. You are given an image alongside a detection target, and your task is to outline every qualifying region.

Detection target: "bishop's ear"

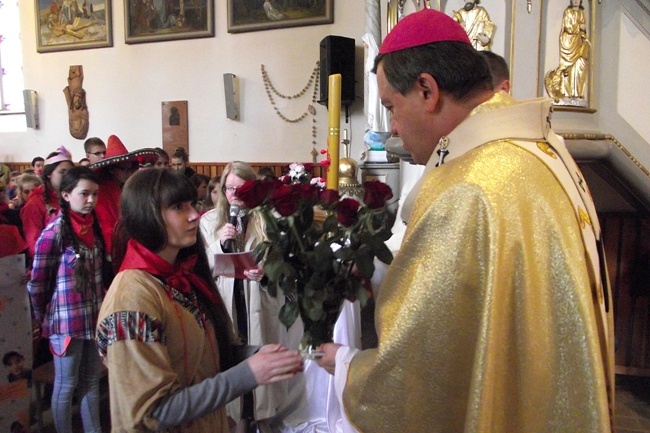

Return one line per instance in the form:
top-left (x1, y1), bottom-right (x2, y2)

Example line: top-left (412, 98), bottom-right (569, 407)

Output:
top-left (416, 73), bottom-right (440, 108)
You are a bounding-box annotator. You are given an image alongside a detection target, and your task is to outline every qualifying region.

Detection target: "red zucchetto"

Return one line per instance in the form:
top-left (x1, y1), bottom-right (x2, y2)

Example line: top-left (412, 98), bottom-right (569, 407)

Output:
top-left (379, 8), bottom-right (471, 54)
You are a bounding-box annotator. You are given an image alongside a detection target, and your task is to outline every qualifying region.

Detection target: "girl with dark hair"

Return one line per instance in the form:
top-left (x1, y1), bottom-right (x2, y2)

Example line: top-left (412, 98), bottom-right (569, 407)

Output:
top-left (189, 172), bottom-right (211, 214)
top-left (96, 169), bottom-right (302, 432)
top-left (203, 175), bottom-right (221, 212)
top-left (21, 147), bottom-right (74, 264)
top-left (171, 146), bottom-right (195, 177)
top-left (27, 166), bottom-right (105, 433)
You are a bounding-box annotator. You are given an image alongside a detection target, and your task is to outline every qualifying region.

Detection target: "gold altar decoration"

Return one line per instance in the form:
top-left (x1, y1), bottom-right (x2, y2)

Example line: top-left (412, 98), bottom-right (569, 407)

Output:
top-left (326, 74), bottom-right (341, 190)
top-left (338, 130), bottom-right (364, 197)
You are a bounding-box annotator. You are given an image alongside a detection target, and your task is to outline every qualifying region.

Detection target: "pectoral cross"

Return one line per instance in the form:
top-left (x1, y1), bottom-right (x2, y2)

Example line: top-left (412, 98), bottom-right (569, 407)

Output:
top-left (435, 136), bottom-right (450, 167)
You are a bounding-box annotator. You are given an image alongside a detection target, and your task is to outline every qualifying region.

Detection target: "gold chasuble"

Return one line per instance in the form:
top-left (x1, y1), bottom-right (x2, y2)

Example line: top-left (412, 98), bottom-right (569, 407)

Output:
top-left (342, 94), bottom-right (614, 432)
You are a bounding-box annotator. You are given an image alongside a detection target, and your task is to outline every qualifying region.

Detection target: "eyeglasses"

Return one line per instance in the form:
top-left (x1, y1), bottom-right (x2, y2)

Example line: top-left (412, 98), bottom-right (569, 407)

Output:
top-left (89, 151), bottom-right (106, 156)
top-left (222, 185), bottom-right (242, 194)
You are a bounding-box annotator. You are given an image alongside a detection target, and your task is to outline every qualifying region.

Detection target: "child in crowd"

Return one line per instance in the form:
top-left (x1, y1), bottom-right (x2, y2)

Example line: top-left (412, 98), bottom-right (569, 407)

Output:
top-left (31, 156), bottom-right (44, 174)
top-left (203, 175), bottom-right (221, 212)
top-left (27, 166), bottom-right (105, 433)
top-left (83, 137), bottom-right (106, 164)
top-left (96, 168), bottom-right (302, 432)
top-left (2, 351), bottom-right (32, 386)
top-left (15, 173), bottom-right (42, 210)
top-left (0, 181), bottom-right (24, 239)
top-left (171, 147), bottom-right (195, 177)
top-left (88, 135), bottom-right (157, 270)
top-left (189, 173), bottom-right (210, 214)
top-left (7, 171), bottom-right (21, 201)
top-left (154, 147), bottom-right (170, 168)
top-left (20, 147), bottom-right (74, 264)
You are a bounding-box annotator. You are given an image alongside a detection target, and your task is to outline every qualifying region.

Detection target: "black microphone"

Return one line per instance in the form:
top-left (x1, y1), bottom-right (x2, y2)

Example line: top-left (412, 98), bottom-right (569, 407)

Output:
top-left (224, 204), bottom-right (240, 252)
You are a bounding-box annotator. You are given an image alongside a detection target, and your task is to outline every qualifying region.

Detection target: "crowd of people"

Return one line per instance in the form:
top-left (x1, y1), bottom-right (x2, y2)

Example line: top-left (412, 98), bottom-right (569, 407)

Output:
top-left (1, 7), bottom-right (613, 433)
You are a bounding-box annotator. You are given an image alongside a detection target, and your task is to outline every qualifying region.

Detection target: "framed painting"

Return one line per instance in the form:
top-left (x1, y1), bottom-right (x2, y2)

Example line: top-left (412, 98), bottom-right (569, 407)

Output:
top-left (125, 0), bottom-right (214, 44)
top-left (227, 0), bottom-right (333, 34)
top-left (35, 0), bottom-right (113, 53)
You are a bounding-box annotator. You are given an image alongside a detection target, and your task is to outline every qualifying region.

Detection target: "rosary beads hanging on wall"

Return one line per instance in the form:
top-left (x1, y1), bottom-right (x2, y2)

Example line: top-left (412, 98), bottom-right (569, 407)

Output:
top-left (261, 62), bottom-right (320, 158)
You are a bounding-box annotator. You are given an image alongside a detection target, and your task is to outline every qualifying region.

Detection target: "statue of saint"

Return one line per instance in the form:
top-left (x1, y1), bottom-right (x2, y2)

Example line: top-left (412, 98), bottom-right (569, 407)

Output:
top-left (545, 0), bottom-right (590, 104)
top-left (453, 0), bottom-right (495, 51)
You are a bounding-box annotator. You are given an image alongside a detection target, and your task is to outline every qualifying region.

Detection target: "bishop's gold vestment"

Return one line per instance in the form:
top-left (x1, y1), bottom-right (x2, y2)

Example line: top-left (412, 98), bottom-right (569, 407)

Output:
top-left (342, 94), bottom-right (614, 433)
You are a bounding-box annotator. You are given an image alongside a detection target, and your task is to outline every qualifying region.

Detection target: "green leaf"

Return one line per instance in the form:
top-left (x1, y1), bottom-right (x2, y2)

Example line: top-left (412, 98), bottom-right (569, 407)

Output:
top-left (301, 295), bottom-right (324, 321)
top-left (314, 241), bottom-right (334, 269)
top-left (375, 228), bottom-right (393, 242)
top-left (279, 301), bottom-right (300, 328)
top-left (252, 242), bottom-right (270, 264)
top-left (334, 246), bottom-right (354, 261)
top-left (370, 234), bottom-right (394, 264)
top-left (355, 247), bottom-right (375, 279)
top-left (354, 282), bottom-right (369, 307)
top-left (323, 214), bottom-right (339, 233)
top-left (264, 258), bottom-right (285, 281)
top-left (266, 279), bottom-right (278, 297)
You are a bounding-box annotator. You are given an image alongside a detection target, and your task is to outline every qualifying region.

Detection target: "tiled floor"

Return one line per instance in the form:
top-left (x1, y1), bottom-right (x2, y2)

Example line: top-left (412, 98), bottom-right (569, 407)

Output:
top-left (35, 374), bottom-right (650, 432)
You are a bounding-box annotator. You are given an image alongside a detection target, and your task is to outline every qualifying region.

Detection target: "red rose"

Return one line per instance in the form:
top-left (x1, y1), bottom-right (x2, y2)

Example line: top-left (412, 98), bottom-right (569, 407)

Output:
top-left (319, 189), bottom-right (340, 208)
top-left (296, 183), bottom-right (319, 205)
top-left (236, 179), bottom-right (276, 209)
top-left (363, 181), bottom-right (393, 209)
top-left (337, 198), bottom-right (360, 227)
top-left (304, 163), bottom-right (314, 172)
top-left (279, 175), bottom-right (292, 184)
top-left (271, 184), bottom-right (300, 216)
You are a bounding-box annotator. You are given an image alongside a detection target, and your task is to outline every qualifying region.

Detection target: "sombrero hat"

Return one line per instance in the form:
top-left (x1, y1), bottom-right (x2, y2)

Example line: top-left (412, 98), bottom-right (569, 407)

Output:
top-left (88, 135), bottom-right (158, 170)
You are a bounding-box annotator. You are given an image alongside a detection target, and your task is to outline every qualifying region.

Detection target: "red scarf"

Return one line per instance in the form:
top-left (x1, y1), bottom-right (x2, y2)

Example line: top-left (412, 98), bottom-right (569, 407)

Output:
top-left (70, 211), bottom-right (95, 248)
top-left (119, 239), bottom-right (218, 305)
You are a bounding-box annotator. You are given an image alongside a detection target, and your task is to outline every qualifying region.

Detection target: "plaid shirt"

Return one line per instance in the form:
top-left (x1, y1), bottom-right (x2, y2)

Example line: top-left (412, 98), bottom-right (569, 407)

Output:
top-left (27, 215), bottom-right (105, 340)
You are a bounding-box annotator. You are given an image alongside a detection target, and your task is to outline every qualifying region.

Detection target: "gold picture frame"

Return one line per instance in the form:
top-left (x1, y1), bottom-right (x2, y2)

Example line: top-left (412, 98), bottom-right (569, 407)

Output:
top-left (35, 0), bottom-right (113, 53)
top-left (125, 0), bottom-right (214, 44)
top-left (227, 0), bottom-right (333, 34)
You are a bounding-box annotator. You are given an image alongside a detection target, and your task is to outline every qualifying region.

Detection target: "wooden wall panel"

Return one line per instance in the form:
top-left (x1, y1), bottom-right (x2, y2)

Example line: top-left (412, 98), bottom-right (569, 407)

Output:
top-left (6, 162), bottom-right (328, 180)
top-left (601, 215), bottom-right (650, 376)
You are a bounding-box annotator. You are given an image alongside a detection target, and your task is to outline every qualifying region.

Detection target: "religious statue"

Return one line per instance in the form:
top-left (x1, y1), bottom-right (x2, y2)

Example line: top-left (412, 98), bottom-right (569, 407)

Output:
top-left (452, 0), bottom-right (495, 51)
top-left (63, 65), bottom-right (89, 140)
top-left (544, 0), bottom-right (590, 106)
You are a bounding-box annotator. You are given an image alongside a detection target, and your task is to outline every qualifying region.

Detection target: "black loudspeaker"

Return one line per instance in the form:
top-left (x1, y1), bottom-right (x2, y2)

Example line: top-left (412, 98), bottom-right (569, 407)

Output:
top-left (319, 36), bottom-right (355, 107)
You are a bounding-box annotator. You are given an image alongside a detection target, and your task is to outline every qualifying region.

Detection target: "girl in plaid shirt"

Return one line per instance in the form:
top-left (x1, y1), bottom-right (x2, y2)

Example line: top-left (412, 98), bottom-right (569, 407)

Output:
top-left (27, 166), bottom-right (105, 433)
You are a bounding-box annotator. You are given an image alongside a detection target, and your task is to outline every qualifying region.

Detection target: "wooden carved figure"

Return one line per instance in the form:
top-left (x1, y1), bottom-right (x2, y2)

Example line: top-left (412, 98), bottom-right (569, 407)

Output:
top-left (63, 65), bottom-right (89, 139)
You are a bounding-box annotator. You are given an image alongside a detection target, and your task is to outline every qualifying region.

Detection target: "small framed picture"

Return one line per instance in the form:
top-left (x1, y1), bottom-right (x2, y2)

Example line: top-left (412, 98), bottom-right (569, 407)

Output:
top-left (35, 0), bottom-right (113, 53)
top-left (125, 0), bottom-right (214, 44)
top-left (227, 0), bottom-right (333, 34)
top-left (162, 100), bottom-right (188, 157)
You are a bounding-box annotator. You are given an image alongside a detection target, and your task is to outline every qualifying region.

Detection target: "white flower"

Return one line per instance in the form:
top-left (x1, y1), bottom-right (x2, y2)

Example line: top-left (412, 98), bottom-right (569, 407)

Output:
top-left (310, 177), bottom-right (326, 189)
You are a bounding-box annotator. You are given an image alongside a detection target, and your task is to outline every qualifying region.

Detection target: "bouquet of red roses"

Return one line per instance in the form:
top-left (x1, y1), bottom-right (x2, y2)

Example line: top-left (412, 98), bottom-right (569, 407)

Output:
top-left (235, 178), bottom-right (394, 350)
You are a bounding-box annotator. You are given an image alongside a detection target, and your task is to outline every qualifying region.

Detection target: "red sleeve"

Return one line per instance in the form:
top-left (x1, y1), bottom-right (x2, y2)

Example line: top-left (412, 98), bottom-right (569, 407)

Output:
top-left (20, 197), bottom-right (46, 259)
top-left (95, 180), bottom-right (122, 255)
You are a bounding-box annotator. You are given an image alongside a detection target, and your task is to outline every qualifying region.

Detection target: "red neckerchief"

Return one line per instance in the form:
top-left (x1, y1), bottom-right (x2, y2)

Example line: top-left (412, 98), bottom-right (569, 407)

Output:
top-left (119, 239), bottom-right (218, 305)
top-left (69, 211), bottom-right (95, 248)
